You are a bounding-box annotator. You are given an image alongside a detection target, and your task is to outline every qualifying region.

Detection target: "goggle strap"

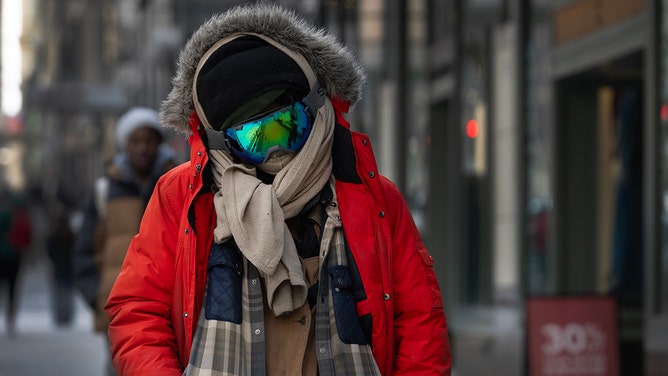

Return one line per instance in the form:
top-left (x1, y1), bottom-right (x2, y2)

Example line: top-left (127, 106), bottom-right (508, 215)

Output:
top-left (301, 83), bottom-right (326, 118)
top-left (204, 127), bottom-right (231, 151)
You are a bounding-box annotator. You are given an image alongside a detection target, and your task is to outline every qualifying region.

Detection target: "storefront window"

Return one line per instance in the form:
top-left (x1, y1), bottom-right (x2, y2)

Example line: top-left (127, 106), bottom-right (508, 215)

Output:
top-left (525, 1), bottom-right (554, 295)
top-left (659, 0), bottom-right (668, 313)
top-left (405, 0), bottom-right (429, 231)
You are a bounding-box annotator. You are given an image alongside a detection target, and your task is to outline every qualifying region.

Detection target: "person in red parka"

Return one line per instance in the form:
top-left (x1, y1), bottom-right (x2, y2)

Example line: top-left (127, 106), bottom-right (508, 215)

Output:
top-left (105, 4), bottom-right (452, 376)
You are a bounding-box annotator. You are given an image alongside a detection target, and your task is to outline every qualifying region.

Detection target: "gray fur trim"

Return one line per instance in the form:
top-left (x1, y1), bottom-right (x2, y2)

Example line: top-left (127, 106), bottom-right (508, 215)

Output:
top-left (160, 3), bottom-right (367, 135)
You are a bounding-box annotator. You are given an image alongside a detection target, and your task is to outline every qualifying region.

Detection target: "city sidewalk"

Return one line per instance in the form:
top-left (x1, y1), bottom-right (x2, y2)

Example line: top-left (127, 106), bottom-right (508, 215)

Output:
top-left (0, 253), bottom-right (107, 376)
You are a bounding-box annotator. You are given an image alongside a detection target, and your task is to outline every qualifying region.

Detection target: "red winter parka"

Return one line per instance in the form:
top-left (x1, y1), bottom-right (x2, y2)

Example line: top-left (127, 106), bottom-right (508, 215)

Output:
top-left (105, 99), bottom-right (451, 376)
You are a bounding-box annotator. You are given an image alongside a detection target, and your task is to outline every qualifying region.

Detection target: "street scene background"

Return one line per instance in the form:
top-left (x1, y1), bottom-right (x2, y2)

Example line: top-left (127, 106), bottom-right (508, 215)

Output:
top-left (2, 0), bottom-right (668, 375)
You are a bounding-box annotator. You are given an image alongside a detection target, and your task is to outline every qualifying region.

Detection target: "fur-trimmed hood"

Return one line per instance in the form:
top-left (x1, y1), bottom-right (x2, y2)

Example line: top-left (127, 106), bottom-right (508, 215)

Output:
top-left (160, 3), bottom-right (367, 136)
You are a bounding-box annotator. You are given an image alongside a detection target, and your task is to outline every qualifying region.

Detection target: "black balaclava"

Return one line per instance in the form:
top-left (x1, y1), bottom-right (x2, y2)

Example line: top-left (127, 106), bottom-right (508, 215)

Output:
top-left (196, 35), bottom-right (310, 131)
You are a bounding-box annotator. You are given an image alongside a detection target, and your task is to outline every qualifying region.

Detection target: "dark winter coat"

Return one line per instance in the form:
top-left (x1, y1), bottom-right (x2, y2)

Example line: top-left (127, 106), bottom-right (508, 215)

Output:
top-left (73, 149), bottom-right (174, 331)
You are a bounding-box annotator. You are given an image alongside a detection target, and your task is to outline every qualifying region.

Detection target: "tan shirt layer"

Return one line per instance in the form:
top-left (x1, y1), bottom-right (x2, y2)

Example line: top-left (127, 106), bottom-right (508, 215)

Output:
top-left (265, 256), bottom-right (319, 376)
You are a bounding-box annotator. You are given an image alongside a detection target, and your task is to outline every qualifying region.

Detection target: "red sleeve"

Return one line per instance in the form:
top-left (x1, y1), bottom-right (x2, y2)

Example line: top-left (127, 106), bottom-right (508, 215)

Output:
top-left (381, 176), bottom-right (452, 375)
top-left (105, 174), bottom-right (183, 376)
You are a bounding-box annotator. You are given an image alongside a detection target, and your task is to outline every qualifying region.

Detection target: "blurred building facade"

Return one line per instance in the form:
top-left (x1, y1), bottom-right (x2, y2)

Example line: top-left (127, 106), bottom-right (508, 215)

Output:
top-left (8, 0), bottom-right (668, 375)
top-left (421, 0), bottom-right (666, 375)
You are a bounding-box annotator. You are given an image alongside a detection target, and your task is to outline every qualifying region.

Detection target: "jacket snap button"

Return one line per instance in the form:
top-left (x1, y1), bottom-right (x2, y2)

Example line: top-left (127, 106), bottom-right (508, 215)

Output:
top-left (362, 139), bottom-right (368, 145)
top-left (184, 312), bottom-right (189, 318)
top-left (383, 293), bottom-right (390, 300)
top-left (368, 171), bottom-right (375, 178)
top-left (197, 151), bottom-right (202, 156)
top-left (379, 211), bottom-right (385, 218)
top-left (185, 228), bottom-right (189, 234)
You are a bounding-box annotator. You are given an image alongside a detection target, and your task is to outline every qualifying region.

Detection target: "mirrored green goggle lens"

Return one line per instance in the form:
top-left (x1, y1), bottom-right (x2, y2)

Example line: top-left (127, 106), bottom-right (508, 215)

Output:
top-left (224, 101), bottom-right (313, 164)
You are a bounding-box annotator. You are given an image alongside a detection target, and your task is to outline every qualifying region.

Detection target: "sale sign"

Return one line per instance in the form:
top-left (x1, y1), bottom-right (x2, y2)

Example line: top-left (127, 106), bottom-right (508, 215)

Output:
top-left (526, 296), bottom-right (619, 376)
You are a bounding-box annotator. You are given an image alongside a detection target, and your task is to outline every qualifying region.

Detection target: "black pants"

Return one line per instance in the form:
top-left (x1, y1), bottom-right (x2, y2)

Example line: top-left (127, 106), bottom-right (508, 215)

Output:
top-left (0, 258), bottom-right (21, 332)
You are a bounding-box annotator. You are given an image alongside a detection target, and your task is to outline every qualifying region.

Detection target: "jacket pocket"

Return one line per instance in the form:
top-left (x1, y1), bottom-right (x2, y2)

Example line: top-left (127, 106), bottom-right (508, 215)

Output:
top-left (205, 242), bottom-right (243, 323)
top-left (417, 246), bottom-right (444, 308)
top-left (329, 265), bottom-right (368, 345)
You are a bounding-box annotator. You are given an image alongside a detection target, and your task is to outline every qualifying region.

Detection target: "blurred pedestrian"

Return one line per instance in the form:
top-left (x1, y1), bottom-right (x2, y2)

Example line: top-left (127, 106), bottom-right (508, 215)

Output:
top-left (44, 183), bottom-right (76, 326)
top-left (106, 4), bottom-right (452, 375)
top-left (0, 176), bottom-right (32, 336)
top-left (73, 107), bottom-right (175, 375)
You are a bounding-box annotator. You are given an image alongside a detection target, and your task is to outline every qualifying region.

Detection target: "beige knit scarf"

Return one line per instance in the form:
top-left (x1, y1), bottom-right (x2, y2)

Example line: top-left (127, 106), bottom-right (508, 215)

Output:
top-left (208, 100), bottom-right (333, 317)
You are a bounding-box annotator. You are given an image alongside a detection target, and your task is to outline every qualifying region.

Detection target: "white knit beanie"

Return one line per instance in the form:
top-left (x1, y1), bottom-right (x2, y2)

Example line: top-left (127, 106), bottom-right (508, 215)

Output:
top-left (116, 107), bottom-right (164, 148)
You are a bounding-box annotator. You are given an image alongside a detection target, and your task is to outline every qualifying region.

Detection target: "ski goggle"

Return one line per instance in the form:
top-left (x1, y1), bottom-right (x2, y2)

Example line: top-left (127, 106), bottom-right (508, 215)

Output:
top-left (223, 101), bottom-right (312, 164)
top-left (205, 84), bottom-right (326, 164)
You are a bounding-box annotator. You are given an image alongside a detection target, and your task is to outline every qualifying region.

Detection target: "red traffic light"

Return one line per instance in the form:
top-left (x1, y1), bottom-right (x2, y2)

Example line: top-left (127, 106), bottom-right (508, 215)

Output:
top-left (466, 119), bottom-right (479, 139)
